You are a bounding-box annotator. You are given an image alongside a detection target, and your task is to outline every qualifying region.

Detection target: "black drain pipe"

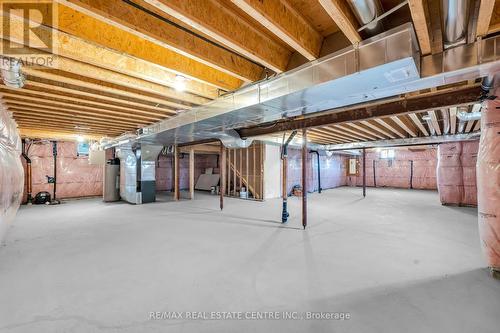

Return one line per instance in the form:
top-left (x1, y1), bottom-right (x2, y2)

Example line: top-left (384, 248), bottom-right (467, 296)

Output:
top-left (21, 139), bottom-right (32, 204)
top-left (309, 150), bottom-right (322, 193)
top-left (409, 160), bottom-right (414, 189)
top-left (373, 160), bottom-right (377, 187)
top-left (281, 131), bottom-right (297, 223)
top-left (51, 141), bottom-right (60, 204)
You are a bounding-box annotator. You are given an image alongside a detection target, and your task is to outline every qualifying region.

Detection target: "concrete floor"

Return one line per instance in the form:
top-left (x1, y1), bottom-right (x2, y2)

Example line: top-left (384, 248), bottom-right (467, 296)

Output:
top-left (1, 187), bottom-right (499, 332)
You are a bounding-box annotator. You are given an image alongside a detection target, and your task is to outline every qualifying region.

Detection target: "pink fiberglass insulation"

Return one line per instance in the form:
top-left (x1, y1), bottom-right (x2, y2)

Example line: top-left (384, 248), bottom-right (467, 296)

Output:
top-left (156, 154), bottom-right (219, 191)
top-left (347, 148), bottom-right (437, 190)
top-left (0, 107), bottom-right (23, 241)
top-left (477, 95), bottom-right (500, 270)
top-left (22, 141), bottom-right (103, 202)
top-left (437, 141), bottom-right (479, 206)
top-left (286, 149), bottom-right (347, 195)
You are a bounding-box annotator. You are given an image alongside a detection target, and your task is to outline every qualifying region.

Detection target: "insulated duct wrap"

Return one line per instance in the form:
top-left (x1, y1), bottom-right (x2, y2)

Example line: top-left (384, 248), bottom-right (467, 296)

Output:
top-left (437, 141), bottom-right (478, 206)
top-left (477, 94), bottom-right (500, 270)
top-left (0, 106), bottom-right (23, 241)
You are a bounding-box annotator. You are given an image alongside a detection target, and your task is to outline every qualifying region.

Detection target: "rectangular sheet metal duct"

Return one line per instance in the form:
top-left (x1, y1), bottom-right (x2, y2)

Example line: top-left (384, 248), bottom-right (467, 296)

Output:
top-left (108, 23), bottom-right (500, 148)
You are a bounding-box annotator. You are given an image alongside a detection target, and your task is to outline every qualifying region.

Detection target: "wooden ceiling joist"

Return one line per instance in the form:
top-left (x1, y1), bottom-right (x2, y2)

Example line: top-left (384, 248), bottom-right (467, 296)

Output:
top-left (230, 0), bottom-right (322, 60)
top-left (5, 103), bottom-right (156, 126)
top-left (449, 107), bottom-right (457, 134)
top-left (0, 14), bottom-right (219, 99)
top-left (11, 113), bottom-right (136, 132)
top-left (16, 123), bottom-right (123, 137)
top-left (18, 128), bottom-right (103, 141)
top-left (42, 54), bottom-right (210, 105)
top-left (0, 92), bottom-right (169, 120)
top-left (23, 79), bottom-right (179, 115)
top-left (476, 0), bottom-right (496, 37)
top-left (408, 113), bottom-right (429, 136)
top-left (427, 110), bottom-right (442, 135)
top-left (346, 122), bottom-right (387, 140)
top-left (143, 0), bottom-right (291, 73)
top-left (24, 69), bottom-right (186, 111)
top-left (391, 115), bottom-right (418, 137)
top-left (318, 0), bottom-right (361, 44)
top-left (0, 86), bottom-right (172, 119)
top-left (14, 120), bottom-right (127, 135)
top-left (373, 118), bottom-right (406, 138)
top-left (333, 124), bottom-right (378, 141)
top-left (408, 0), bottom-right (432, 55)
top-left (359, 120), bottom-right (397, 139)
top-left (60, 0), bottom-right (263, 82)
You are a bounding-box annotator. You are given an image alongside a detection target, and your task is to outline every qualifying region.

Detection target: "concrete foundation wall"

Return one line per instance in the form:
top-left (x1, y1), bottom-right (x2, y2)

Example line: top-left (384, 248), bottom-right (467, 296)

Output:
top-left (263, 144), bottom-right (282, 199)
top-left (22, 141), bottom-right (103, 202)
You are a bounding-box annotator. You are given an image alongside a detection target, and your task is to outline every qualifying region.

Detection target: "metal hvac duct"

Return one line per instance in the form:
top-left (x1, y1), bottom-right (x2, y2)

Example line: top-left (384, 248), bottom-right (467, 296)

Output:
top-left (347, 0), bottom-right (383, 35)
top-left (441, 0), bottom-right (469, 48)
top-left (0, 58), bottom-right (25, 88)
top-left (457, 104), bottom-right (482, 121)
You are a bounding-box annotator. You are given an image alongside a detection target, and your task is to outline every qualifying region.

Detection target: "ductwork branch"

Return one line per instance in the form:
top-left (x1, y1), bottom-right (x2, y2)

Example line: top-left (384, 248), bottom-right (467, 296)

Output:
top-left (0, 57), bottom-right (25, 88)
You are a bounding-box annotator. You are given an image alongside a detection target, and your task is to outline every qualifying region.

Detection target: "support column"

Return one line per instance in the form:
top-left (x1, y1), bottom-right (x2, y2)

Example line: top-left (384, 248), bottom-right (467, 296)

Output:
top-left (362, 148), bottom-right (366, 197)
top-left (173, 145), bottom-right (179, 201)
top-left (220, 143), bottom-right (226, 210)
top-left (302, 128), bottom-right (308, 230)
top-left (189, 148), bottom-right (195, 200)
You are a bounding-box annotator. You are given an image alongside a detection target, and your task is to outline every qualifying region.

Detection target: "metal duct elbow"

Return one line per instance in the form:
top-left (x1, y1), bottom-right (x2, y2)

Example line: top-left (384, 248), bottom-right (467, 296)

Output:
top-left (457, 107), bottom-right (481, 122)
top-left (441, 0), bottom-right (469, 48)
top-left (0, 58), bottom-right (25, 88)
top-left (347, 0), bottom-right (383, 35)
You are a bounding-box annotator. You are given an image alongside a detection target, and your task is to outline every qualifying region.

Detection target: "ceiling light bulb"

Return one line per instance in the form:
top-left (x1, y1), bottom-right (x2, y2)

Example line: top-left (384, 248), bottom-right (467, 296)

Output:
top-left (174, 74), bottom-right (187, 92)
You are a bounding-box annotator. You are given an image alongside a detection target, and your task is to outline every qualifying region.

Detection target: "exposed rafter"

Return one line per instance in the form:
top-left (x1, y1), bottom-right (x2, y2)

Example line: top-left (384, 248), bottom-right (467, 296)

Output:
top-left (143, 0), bottom-right (291, 73)
top-left (230, 0), bottom-right (322, 60)
top-left (59, 0), bottom-right (263, 82)
top-left (318, 0), bottom-right (361, 44)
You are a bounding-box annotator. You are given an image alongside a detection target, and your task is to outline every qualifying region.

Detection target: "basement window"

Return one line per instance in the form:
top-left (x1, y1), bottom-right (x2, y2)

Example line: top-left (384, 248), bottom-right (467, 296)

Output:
top-left (77, 142), bottom-right (90, 157)
top-left (380, 149), bottom-right (395, 159)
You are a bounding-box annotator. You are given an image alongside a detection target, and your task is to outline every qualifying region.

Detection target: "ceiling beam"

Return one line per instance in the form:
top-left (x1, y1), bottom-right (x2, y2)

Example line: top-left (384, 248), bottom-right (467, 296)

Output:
top-left (58, 1), bottom-right (262, 82)
top-left (4, 102), bottom-right (157, 125)
top-left (143, 0), bottom-right (291, 73)
top-left (10, 4), bottom-right (243, 90)
top-left (24, 68), bottom-right (185, 111)
top-left (408, 0), bottom-right (432, 55)
top-left (24, 79), bottom-right (179, 114)
top-left (18, 128), bottom-right (103, 141)
top-left (346, 122), bottom-right (387, 139)
top-left (374, 118), bottom-right (406, 138)
top-left (449, 107), bottom-right (457, 134)
top-left (318, 0), bottom-right (361, 44)
top-left (408, 113), bottom-right (429, 136)
top-left (391, 115), bottom-right (418, 137)
top-left (238, 86), bottom-right (480, 137)
top-left (477, 0), bottom-right (496, 37)
top-left (230, 0), bottom-right (322, 60)
top-left (427, 110), bottom-right (442, 135)
top-left (0, 90), bottom-right (169, 120)
top-left (359, 120), bottom-right (396, 139)
top-left (0, 85), bottom-right (172, 118)
top-left (0, 15), bottom-right (219, 99)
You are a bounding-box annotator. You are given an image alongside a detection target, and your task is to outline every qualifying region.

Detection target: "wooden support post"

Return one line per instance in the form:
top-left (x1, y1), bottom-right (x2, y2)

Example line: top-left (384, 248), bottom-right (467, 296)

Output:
top-left (302, 128), bottom-right (308, 230)
top-left (173, 145), bottom-right (180, 201)
top-left (362, 148), bottom-right (366, 197)
top-left (220, 143), bottom-right (226, 210)
top-left (189, 148), bottom-right (195, 200)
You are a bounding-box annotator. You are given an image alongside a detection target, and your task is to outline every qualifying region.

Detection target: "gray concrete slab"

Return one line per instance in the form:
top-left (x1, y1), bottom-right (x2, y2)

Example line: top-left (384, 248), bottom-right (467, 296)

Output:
top-left (0, 187), bottom-right (499, 332)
